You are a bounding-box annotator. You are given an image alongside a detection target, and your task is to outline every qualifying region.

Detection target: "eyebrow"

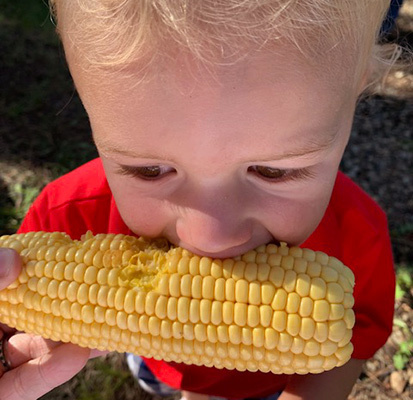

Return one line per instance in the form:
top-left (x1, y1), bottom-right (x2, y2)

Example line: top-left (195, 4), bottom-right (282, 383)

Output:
top-left (259, 135), bottom-right (337, 161)
top-left (96, 140), bottom-right (176, 162)
top-left (95, 130), bottom-right (338, 162)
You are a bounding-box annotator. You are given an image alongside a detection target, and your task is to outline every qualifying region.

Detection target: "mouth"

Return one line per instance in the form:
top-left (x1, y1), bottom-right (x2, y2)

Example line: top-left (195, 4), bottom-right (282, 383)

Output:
top-left (166, 238), bottom-right (283, 260)
top-left (118, 236), bottom-right (288, 293)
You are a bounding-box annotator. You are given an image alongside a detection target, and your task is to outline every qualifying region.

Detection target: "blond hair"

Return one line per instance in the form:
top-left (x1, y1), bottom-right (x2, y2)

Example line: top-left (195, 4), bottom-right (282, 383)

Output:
top-left (50, 0), bottom-right (397, 89)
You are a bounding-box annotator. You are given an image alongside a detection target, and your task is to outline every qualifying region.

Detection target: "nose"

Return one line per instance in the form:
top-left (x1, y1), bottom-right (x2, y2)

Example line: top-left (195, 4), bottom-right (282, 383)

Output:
top-left (175, 207), bottom-right (253, 257)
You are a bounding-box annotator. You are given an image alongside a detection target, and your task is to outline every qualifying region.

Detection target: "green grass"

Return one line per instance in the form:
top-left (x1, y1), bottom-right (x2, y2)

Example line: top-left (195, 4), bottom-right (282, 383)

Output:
top-left (393, 265), bottom-right (413, 371)
top-left (395, 264), bottom-right (413, 300)
top-left (0, 183), bottom-right (40, 233)
top-left (76, 359), bottom-right (132, 400)
top-left (393, 318), bottom-right (413, 371)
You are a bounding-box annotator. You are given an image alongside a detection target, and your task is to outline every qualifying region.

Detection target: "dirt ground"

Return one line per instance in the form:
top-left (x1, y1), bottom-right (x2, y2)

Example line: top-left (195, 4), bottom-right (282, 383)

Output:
top-left (0, 1), bottom-right (412, 399)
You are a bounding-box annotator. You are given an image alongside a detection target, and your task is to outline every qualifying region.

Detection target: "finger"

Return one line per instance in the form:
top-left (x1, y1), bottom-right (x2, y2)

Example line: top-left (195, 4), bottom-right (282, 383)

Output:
top-left (0, 248), bottom-right (22, 288)
top-left (6, 333), bottom-right (61, 368)
top-left (0, 331), bottom-right (11, 377)
top-left (89, 349), bottom-right (110, 359)
top-left (0, 323), bottom-right (16, 335)
top-left (0, 342), bottom-right (90, 400)
top-left (4, 330), bottom-right (108, 368)
top-left (7, 332), bottom-right (108, 363)
top-left (0, 249), bottom-right (21, 335)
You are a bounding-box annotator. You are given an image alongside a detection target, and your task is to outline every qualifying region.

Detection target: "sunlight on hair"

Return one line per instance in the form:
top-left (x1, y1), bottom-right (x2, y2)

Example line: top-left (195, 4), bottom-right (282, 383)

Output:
top-left (50, 0), bottom-right (401, 91)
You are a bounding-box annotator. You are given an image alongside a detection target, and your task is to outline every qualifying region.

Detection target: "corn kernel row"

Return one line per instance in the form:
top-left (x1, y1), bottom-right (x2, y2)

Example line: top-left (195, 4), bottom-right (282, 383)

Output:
top-left (0, 232), bottom-right (355, 374)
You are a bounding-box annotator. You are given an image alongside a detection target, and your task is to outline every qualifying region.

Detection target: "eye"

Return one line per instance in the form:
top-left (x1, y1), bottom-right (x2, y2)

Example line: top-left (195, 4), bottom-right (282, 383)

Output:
top-left (117, 165), bottom-right (176, 180)
top-left (248, 166), bottom-right (287, 179)
top-left (248, 165), bottom-right (314, 182)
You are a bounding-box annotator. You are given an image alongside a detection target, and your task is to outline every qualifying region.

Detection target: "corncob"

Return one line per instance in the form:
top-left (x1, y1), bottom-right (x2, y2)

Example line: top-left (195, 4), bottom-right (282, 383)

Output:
top-left (0, 231), bottom-right (355, 375)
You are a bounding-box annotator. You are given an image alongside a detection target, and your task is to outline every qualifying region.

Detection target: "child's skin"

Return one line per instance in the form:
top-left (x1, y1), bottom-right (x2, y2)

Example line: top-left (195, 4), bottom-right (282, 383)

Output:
top-left (72, 47), bottom-right (358, 258)
top-left (0, 22), bottom-right (370, 400)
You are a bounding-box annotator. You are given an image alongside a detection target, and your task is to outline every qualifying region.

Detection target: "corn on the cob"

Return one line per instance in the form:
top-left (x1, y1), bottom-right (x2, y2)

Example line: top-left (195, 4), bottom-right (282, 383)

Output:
top-left (0, 231), bottom-right (355, 374)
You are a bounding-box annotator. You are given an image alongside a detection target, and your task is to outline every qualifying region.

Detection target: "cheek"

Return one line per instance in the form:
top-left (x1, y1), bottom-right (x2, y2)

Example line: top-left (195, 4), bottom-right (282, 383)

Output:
top-left (105, 177), bottom-right (171, 237)
top-left (117, 195), bottom-right (170, 237)
top-left (261, 182), bottom-right (334, 245)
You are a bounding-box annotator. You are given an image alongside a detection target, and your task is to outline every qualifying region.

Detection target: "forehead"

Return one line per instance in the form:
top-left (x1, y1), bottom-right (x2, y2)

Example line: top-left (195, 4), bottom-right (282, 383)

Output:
top-left (68, 41), bottom-right (357, 111)
top-left (68, 46), bottom-right (358, 169)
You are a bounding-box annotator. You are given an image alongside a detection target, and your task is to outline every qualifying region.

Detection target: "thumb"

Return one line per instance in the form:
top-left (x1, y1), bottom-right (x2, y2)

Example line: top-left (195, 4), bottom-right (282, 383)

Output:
top-left (0, 248), bottom-right (22, 288)
top-left (0, 343), bottom-right (90, 400)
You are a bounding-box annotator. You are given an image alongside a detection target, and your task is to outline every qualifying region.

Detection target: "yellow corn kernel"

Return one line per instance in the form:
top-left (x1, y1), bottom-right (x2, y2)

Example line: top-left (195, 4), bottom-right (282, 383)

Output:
top-left (0, 232), bottom-right (355, 375)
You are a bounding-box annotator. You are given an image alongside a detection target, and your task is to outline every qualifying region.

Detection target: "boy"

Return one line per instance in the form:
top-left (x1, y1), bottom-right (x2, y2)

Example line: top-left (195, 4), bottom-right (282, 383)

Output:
top-left (0, 1), bottom-right (397, 399)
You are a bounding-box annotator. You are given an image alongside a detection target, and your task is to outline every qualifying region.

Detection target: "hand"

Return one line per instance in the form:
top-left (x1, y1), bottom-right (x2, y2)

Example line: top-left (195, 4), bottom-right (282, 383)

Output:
top-left (0, 248), bottom-right (108, 400)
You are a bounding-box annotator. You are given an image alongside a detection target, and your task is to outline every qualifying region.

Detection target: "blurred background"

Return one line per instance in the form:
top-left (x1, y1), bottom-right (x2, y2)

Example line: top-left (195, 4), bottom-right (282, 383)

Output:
top-left (0, 1), bottom-right (412, 399)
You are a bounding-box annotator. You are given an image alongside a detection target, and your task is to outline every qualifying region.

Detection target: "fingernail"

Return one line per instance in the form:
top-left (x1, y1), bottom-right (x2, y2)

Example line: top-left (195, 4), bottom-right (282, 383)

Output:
top-left (0, 248), bottom-right (15, 278)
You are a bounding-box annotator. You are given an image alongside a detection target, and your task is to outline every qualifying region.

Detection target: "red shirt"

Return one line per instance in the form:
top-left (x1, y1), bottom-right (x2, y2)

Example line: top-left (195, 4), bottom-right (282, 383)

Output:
top-left (18, 158), bottom-right (395, 398)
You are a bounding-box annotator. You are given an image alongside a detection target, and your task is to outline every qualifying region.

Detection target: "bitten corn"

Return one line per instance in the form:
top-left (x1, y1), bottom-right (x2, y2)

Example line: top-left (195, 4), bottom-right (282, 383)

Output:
top-left (0, 231), bottom-right (355, 374)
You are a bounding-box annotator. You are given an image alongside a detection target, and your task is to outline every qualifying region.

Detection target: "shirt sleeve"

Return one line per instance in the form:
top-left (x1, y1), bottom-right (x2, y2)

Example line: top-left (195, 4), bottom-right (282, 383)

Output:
top-left (18, 188), bottom-right (51, 233)
top-left (17, 159), bottom-right (115, 238)
top-left (346, 212), bottom-right (395, 359)
top-left (332, 174), bottom-right (396, 360)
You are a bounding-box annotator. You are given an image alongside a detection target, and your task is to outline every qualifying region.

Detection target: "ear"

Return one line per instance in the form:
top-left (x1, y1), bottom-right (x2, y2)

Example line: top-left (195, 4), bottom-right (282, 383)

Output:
top-left (357, 60), bottom-right (375, 96)
top-left (356, 57), bottom-right (383, 96)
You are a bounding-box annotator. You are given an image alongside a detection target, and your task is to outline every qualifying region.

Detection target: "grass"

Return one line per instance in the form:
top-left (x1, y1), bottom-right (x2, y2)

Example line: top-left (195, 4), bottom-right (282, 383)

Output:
top-left (393, 264), bottom-right (413, 372)
top-left (0, 1), bottom-right (412, 399)
top-left (392, 318), bottom-right (413, 371)
top-left (395, 264), bottom-right (413, 301)
top-left (75, 359), bottom-right (132, 400)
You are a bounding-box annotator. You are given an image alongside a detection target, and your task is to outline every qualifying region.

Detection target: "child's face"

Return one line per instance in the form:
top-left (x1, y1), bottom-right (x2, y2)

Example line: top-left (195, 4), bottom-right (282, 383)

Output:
top-left (68, 46), bottom-right (360, 258)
